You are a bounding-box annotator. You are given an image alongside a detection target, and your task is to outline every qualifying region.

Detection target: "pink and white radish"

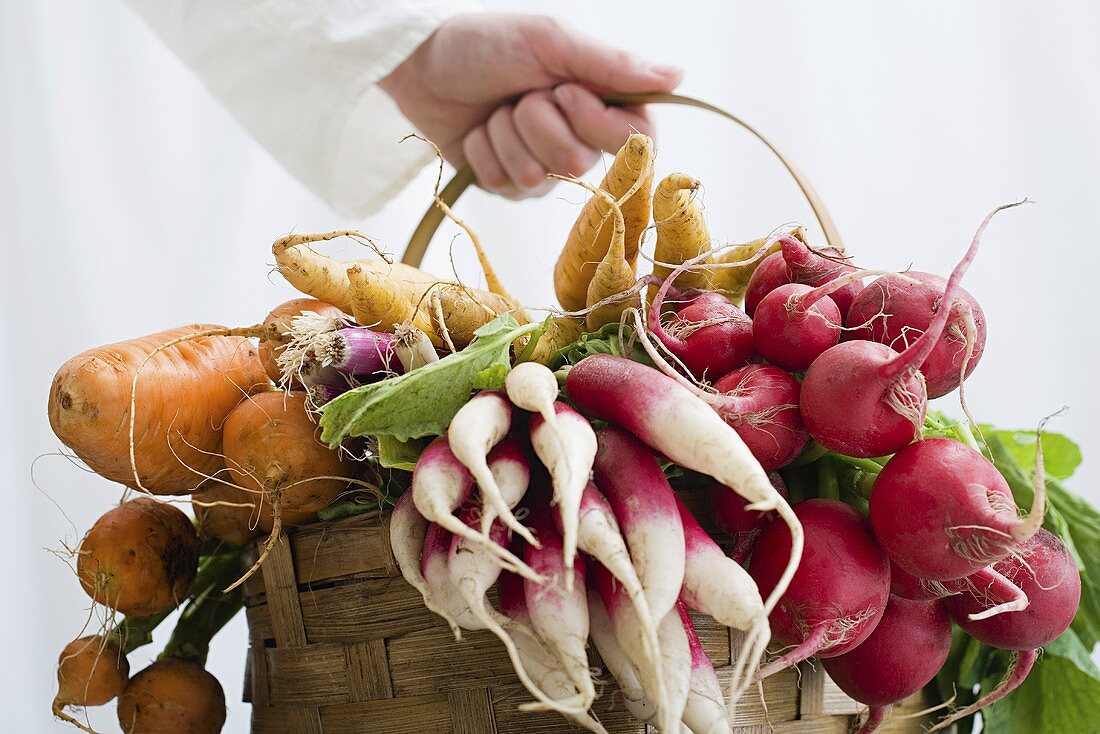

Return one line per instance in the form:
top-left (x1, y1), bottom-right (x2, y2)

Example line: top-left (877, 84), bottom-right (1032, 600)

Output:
top-left (523, 501), bottom-right (596, 708)
top-left (749, 499), bottom-right (890, 679)
top-left (711, 365), bottom-right (808, 471)
top-left (477, 436), bottom-right (531, 538)
top-left (505, 361), bottom-right (561, 427)
top-left (870, 438), bottom-right (1044, 582)
top-left (679, 603), bottom-right (732, 734)
top-left (497, 570), bottom-right (595, 720)
top-left (591, 426), bottom-right (685, 624)
top-left (676, 496), bottom-right (768, 702)
top-left (799, 203), bottom-right (1023, 457)
top-left (586, 588), bottom-right (656, 726)
top-left (822, 596), bottom-right (952, 734)
top-left (389, 490), bottom-right (461, 638)
top-left (592, 562), bottom-right (690, 733)
top-left (845, 271), bottom-right (987, 398)
top-left (745, 235), bottom-right (863, 319)
top-left (934, 529), bottom-right (1081, 732)
top-left (447, 391), bottom-right (537, 545)
top-left (567, 354), bottom-right (803, 616)
top-left (553, 482), bottom-right (662, 694)
top-left (412, 436), bottom-right (542, 582)
top-left (529, 402), bottom-right (597, 591)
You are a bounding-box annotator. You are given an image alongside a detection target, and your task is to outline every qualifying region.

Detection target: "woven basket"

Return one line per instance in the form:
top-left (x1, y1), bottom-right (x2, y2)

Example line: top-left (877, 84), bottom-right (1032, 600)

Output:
top-left (242, 489), bottom-right (939, 734)
top-left (244, 93), bottom-right (945, 732)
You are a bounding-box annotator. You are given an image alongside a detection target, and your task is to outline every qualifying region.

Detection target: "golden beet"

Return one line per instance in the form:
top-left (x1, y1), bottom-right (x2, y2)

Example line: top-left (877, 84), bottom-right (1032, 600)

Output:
top-left (191, 483), bottom-right (260, 547)
top-left (54, 636), bottom-right (129, 708)
top-left (117, 659), bottom-right (226, 734)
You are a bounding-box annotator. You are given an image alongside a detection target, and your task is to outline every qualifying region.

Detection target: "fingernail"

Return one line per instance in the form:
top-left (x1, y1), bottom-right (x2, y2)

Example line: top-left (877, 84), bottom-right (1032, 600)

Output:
top-left (650, 63), bottom-right (683, 78)
top-left (553, 85), bottom-right (575, 109)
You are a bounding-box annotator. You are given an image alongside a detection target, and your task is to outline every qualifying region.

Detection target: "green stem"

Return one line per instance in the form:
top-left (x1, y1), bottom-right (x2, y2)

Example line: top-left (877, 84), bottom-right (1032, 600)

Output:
top-left (953, 420), bottom-right (982, 452)
top-left (788, 440), bottom-right (828, 468)
top-left (159, 550), bottom-right (245, 666)
top-left (831, 454), bottom-right (886, 474)
top-left (818, 458), bottom-right (841, 501)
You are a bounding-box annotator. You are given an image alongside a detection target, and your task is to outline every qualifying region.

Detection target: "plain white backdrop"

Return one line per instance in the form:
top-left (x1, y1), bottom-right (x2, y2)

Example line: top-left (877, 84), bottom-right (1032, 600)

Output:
top-left (3, 1), bottom-right (1097, 731)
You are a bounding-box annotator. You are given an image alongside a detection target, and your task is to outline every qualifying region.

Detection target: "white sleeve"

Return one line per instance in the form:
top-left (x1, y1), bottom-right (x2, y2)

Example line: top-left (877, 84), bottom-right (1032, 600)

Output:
top-left (124, 0), bottom-right (477, 218)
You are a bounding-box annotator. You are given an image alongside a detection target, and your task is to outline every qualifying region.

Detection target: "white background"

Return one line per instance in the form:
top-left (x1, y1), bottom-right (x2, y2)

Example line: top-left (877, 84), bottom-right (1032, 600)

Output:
top-left (2, 1), bottom-right (1097, 731)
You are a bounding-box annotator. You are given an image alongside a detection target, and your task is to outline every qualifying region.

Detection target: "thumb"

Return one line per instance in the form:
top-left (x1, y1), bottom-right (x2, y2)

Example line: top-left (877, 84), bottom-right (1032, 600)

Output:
top-left (542, 21), bottom-right (683, 94)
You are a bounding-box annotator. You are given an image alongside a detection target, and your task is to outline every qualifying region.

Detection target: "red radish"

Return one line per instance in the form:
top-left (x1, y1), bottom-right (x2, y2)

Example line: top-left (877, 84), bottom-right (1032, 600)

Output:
top-left (675, 496), bottom-right (768, 703)
top-left (553, 482), bottom-right (662, 690)
top-left (591, 426), bottom-right (685, 624)
top-left (870, 438), bottom-right (1044, 581)
top-left (935, 529), bottom-right (1080, 732)
top-left (800, 203), bottom-right (1021, 457)
top-left (447, 391), bottom-right (537, 545)
top-left (497, 570), bottom-right (592, 719)
top-left (568, 354), bottom-right (803, 617)
top-left (822, 596), bottom-right (952, 734)
top-left (529, 402), bottom-right (598, 590)
top-left (845, 271), bottom-right (986, 398)
top-left (752, 270), bottom-right (899, 371)
top-left (593, 562), bottom-right (689, 732)
top-left (679, 603), bottom-right (732, 734)
top-left (745, 236), bottom-right (863, 319)
top-left (412, 436), bottom-right (541, 581)
top-left (889, 560), bottom-right (1029, 619)
top-left (708, 475), bottom-right (787, 563)
top-left (587, 588), bottom-right (656, 726)
top-left (711, 365), bottom-right (808, 471)
top-left (523, 502), bottom-right (596, 708)
top-left (749, 499), bottom-right (890, 678)
top-left (389, 490), bottom-right (461, 638)
top-left (476, 436), bottom-right (531, 538)
top-left (448, 505), bottom-right (585, 717)
top-left (648, 287), bottom-right (755, 381)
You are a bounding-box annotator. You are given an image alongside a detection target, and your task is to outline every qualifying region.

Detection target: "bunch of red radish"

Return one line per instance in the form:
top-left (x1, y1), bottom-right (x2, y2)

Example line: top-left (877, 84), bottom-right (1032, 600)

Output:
top-left (624, 202), bottom-right (1080, 733)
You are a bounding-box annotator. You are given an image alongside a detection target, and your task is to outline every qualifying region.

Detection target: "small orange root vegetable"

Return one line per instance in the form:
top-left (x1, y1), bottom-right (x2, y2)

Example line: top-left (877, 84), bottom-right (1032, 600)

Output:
top-left (554, 134), bottom-right (655, 311)
top-left (651, 173), bottom-right (711, 293)
top-left (257, 298), bottom-right (347, 385)
top-left (191, 483), bottom-right (260, 547)
top-left (116, 659), bottom-right (226, 734)
top-left (77, 498), bottom-right (200, 617)
top-left (707, 227), bottom-right (806, 303)
top-left (54, 636), bottom-right (129, 712)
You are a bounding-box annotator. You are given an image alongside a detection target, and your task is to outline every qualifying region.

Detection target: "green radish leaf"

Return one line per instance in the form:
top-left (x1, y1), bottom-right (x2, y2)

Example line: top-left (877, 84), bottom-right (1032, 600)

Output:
top-left (376, 435), bottom-right (428, 472)
top-left (976, 629), bottom-right (1100, 734)
top-left (473, 363), bottom-right (508, 390)
top-left (319, 315), bottom-right (540, 444)
top-left (981, 427), bottom-right (1083, 480)
top-left (547, 322), bottom-right (655, 370)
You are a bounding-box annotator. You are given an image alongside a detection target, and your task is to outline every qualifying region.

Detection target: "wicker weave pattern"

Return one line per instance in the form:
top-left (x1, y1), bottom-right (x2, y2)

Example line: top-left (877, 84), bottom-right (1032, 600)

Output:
top-left (243, 493), bottom-right (939, 734)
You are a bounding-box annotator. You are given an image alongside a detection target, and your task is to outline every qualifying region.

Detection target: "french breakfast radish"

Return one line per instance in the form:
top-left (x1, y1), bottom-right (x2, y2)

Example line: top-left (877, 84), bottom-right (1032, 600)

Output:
top-left (800, 203), bottom-right (1022, 457)
top-left (77, 498), bottom-right (199, 617)
top-left (676, 496), bottom-right (768, 702)
top-left (447, 391), bottom-right (536, 545)
top-left (870, 438), bottom-right (1044, 581)
top-left (822, 596), bottom-right (952, 734)
top-left (591, 426), bottom-right (685, 624)
top-left (586, 588), bottom-right (656, 725)
top-left (935, 529), bottom-right (1081, 731)
top-left (389, 490), bottom-right (462, 638)
top-left (679, 603), bottom-right (732, 734)
top-left (749, 499), bottom-right (890, 678)
top-left (476, 436), bottom-right (532, 539)
top-left (412, 435), bottom-right (541, 581)
top-left (529, 402), bottom-right (598, 590)
top-left (711, 364), bottom-right (808, 471)
top-left (845, 271), bottom-right (987, 398)
top-left (569, 355), bottom-right (803, 617)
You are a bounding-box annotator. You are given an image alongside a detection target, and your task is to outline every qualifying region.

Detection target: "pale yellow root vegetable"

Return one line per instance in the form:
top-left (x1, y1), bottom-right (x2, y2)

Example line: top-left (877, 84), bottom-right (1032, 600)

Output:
top-left (580, 185), bottom-right (636, 331)
top-left (429, 285), bottom-right (526, 351)
top-left (346, 263), bottom-right (436, 340)
top-left (707, 227), bottom-right (807, 303)
top-left (522, 316), bottom-right (584, 366)
top-left (651, 173), bottom-right (711, 293)
top-left (554, 134), bottom-right (655, 311)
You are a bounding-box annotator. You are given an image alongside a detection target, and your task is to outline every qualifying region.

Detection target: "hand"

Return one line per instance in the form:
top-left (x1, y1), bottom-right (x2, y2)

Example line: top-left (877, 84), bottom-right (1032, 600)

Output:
top-left (379, 12), bottom-right (682, 198)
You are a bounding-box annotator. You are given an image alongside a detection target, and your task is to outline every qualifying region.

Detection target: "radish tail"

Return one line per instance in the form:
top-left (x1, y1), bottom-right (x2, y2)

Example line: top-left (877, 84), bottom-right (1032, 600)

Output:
top-left (929, 648), bottom-right (1038, 732)
top-left (1012, 421), bottom-right (1047, 543)
top-left (730, 620), bottom-right (771, 707)
top-left (434, 513), bottom-right (544, 583)
top-left (470, 466), bottom-right (539, 547)
top-left (755, 624), bottom-right (828, 681)
top-left (854, 705), bottom-right (888, 734)
top-left (965, 567), bottom-right (1030, 621)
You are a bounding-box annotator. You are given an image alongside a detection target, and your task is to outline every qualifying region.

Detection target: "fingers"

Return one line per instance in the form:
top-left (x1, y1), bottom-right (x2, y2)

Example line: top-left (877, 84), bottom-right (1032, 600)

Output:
top-left (487, 105), bottom-right (553, 197)
top-left (552, 83), bottom-right (656, 151)
top-left (525, 16), bottom-right (683, 94)
top-left (513, 91), bottom-right (601, 177)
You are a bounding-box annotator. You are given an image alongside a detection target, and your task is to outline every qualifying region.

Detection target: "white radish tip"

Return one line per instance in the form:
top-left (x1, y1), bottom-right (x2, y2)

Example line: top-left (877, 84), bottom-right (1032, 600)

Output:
top-left (745, 499), bottom-right (777, 513)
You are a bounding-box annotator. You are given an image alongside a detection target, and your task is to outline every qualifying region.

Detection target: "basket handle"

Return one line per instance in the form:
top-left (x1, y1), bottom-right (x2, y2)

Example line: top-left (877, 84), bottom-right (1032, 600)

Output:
top-left (402, 91), bottom-right (842, 267)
